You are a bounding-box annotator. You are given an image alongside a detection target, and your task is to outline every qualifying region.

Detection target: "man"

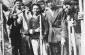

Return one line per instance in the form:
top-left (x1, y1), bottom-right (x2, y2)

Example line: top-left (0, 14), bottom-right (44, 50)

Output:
top-left (45, 1), bottom-right (63, 55)
top-left (37, 1), bottom-right (51, 55)
top-left (7, 1), bottom-right (22, 55)
top-left (60, 2), bottom-right (75, 55)
top-left (20, 3), bottom-right (33, 55)
top-left (28, 4), bottom-right (49, 55)
top-left (64, 1), bottom-right (80, 55)
top-left (37, 1), bottom-right (46, 16)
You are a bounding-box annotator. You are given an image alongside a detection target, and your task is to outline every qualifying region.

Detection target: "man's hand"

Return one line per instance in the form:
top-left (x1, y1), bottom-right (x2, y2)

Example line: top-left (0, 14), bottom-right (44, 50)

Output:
top-left (13, 13), bottom-right (18, 19)
top-left (35, 27), bottom-right (40, 32)
top-left (61, 37), bottom-right (65, 46)
top-left (78, 12), bottom-right (84, 19)
top-left (39, 36), bottom-right (43, 40)
top-left (29, 29), bottom-right (34, 34)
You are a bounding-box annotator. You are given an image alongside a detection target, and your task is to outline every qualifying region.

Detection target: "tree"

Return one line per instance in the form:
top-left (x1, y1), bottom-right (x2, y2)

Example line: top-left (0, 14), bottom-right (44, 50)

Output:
top-left (2, 0), bottom-right (15, 8)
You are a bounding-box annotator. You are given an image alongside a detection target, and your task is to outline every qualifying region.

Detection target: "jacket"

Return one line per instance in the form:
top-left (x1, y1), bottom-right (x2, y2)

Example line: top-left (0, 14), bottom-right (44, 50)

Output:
top-left (45, 8), bottom-right (67, 43)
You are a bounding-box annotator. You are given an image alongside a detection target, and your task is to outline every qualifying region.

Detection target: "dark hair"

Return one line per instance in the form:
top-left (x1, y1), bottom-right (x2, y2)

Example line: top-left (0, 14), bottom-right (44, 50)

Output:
top-left (63, 1), bottom-right (72, 5)
top-left (24, 1), bottom-right (32, 10)
top-left (31, 4), bottom-right (42, 14)
top-left (25, 1), bottom-right (32, 7)
top-left (46, 1), bottom-right (52, 4)
top-left (14, 0), bottom-right (22, 4)
top-left (3, 4), bottom-right (8, 12)
top-left (37, 1), bottom-right (45, 5)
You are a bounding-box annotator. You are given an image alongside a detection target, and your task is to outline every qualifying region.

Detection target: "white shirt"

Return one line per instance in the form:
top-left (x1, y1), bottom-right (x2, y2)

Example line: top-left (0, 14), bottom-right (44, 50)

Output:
top-left (21, 10), bottom-right (32, 31)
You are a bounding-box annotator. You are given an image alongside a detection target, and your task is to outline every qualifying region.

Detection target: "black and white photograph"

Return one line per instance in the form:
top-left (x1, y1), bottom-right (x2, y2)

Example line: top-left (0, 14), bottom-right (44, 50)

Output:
top-left (0, 0), bottom-right (83, 55)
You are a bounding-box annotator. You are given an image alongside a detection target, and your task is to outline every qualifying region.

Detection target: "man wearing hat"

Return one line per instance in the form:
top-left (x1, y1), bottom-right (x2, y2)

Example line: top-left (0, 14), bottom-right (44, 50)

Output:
top-left (7, 1), bottom-right (23, 55)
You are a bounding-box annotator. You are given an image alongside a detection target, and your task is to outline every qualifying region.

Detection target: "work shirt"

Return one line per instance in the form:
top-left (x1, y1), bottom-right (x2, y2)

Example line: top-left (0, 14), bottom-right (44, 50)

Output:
top-left (28, 14), bottom-right (49, 40)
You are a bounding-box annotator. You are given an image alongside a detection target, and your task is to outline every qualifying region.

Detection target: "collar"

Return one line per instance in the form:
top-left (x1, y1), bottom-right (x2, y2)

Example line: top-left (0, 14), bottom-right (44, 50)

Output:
top-left (32, 14), bottom-right (41, 19)
top-left (15, 9), bottom-right (22, 13)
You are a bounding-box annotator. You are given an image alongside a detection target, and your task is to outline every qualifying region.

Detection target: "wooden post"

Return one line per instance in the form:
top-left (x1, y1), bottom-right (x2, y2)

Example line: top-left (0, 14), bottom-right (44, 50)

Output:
top-left (81, 0), bottom-right (85, 55)
top-left (0, 1), bottom-right (2, 55)
top-left (61, 0), bottom-right (64, 55)
top-left (0, 1), bottom-right (4, 55)
top-left (78, 0), bottom-right (85, 55)
top-left (70, 19), bottom-right (77, 55)
top-left (67, 20), bottom-right (71, 55)
top-left (40, 15), bottom-right (43, 55)
top-left (1, 2), bottom-right (4, 55)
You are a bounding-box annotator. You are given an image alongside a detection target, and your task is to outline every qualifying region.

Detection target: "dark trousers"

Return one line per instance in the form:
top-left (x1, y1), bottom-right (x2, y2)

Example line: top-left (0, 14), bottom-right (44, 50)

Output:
top-left (22, 34), bottom-right (34, 55)
top-left (12, 45), bottom-right (22, 55)
top-left (10, 33), bottom-right (22, 55)
top-left (49, 42), bottom-right (61, 55)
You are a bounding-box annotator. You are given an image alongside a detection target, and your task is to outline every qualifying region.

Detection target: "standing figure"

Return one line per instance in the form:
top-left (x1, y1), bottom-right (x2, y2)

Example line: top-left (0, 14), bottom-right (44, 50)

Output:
top-left (45, 1), bottom-right (63, 55)
top-left (7, 1), bottom-right (22, 55)
top-left (37, 1), bottom-right (46, 16)
top-left (20, 4), bottom-right (33, 55)
top-left (37, 1), bottom-right (51, 55)
top-left (28, 4), bottom-right (49, 55)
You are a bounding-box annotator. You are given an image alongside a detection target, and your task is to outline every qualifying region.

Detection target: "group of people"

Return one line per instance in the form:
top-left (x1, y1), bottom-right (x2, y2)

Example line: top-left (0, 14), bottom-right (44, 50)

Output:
top-left (2, 0), bottom-right (80, 55)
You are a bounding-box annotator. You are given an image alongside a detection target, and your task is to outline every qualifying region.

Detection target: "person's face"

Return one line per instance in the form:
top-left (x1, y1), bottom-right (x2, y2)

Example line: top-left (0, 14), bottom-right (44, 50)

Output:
top-left (63, 5), bottom-right (66, 9)
top-left (15, 1), bottom-right (22, 9)
top-left (47, 2), bottom-right (52, 8)
top-left (40, 3), bottom-right (45, 11)
top-left (32, 5), bottom-right (40, 15)
top-left (64, 5), bottom-right (70, 12)
top-left (21, 6), bottom-right (25, 10)
top-left (25, 6), bottom-right (30, 11)
top-left (74, 5), bottom-right (77, 9)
